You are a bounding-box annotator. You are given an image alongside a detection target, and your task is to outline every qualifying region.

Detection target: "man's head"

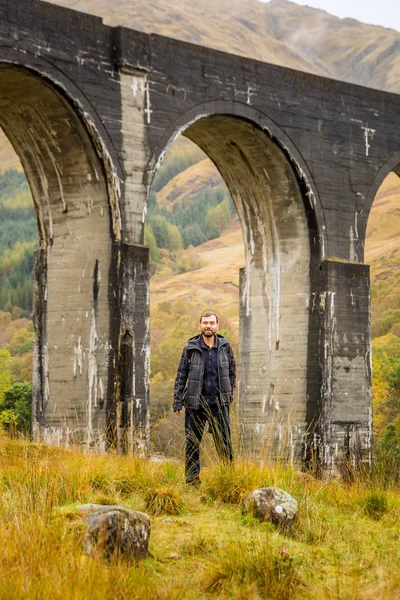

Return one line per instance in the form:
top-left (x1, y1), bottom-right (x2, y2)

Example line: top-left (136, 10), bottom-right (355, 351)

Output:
top-left (199, 311), bottom-right (219, 338)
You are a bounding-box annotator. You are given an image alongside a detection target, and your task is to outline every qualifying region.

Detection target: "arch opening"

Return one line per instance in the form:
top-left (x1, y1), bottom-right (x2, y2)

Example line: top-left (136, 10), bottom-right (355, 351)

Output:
top-left (0, 65), bottom-right (117, 449)
top-left (148, 114), bottom-right (321, 461)
top-left (147, 134), bottom-right (242, 458)
top-left (365, 166), bottom-right (400, 470)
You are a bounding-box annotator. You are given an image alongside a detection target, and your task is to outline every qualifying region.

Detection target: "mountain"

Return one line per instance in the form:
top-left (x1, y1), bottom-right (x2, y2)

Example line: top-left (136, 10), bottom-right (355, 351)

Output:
top-left (47, 0), bottom-right (400, 93)
top-left (3, 0), bottom-right (400, 171)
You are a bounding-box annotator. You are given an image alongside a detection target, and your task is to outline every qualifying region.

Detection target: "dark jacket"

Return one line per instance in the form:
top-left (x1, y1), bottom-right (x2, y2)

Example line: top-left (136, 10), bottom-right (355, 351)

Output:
top-left (173, 334), bottom-right (236, 411)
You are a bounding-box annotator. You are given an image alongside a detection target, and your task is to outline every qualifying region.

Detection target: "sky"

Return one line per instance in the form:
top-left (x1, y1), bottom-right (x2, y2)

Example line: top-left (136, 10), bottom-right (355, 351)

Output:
top-left (261, 0), bottom-right (400, 33)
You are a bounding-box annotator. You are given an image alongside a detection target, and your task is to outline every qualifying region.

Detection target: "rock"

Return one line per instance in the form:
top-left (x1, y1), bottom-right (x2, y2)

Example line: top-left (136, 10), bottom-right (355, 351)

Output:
top-left (78, 504), bottom-right (150, 561)
top-left (243, 487), bottom-right (298, 528)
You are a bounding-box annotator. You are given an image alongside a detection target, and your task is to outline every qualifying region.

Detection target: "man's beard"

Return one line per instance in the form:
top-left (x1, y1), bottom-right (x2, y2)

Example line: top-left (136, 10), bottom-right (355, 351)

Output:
top-left (202, 330), bottom-right (214, 337)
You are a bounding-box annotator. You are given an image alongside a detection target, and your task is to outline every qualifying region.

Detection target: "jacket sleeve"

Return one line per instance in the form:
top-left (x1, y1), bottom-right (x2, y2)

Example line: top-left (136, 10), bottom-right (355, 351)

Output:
top-left (227, 343), bottom-right (236, 397)
top-left (173, 346), bottom-right (190, 411)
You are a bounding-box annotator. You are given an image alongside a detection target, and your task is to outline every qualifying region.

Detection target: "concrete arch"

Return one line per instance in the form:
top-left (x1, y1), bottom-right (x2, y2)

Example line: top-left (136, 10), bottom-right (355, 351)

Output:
top-left (147, 105), bottom-right (323, 458)
top-left (0, 63), bottom-right (119, 449)
top-left (0, 49), bottom-right (122, 239)
top-left (147, 100), bottom-right (325, 260)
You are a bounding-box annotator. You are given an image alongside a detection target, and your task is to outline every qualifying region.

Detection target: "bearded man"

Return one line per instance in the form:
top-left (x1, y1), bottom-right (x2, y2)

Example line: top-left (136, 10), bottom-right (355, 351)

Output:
top-left (173, 311), bottom-right (236, 485)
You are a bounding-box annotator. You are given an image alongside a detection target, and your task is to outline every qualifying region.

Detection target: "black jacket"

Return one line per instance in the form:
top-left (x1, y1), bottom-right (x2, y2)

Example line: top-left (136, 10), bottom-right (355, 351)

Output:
top-left (173, 334), bottom-right (236, 411)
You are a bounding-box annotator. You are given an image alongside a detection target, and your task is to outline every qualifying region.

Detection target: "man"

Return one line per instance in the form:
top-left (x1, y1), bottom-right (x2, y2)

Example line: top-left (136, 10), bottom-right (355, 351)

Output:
top-left (173, 311), bottom-right (236, 485)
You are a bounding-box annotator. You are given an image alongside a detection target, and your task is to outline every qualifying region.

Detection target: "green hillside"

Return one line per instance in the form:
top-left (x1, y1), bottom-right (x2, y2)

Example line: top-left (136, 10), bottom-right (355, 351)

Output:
top-left (0, 170), bottom-right (37, 315)
top-left (0, 169), bottom-right (36, 428)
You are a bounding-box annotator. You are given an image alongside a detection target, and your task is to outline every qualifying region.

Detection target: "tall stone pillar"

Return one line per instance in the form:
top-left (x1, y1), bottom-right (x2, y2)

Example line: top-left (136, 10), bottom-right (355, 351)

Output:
top-left (317, 260), bottom-right (372, 473)
top-left (117, 244), bottom-right (150, 456)
top-left (116, 65), bottom-right (152, 454)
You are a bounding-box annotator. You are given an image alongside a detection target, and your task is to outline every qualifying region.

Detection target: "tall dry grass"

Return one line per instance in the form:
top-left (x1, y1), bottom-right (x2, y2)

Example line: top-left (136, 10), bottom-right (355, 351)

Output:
top-left (1, 433), bottom-right (400, 599)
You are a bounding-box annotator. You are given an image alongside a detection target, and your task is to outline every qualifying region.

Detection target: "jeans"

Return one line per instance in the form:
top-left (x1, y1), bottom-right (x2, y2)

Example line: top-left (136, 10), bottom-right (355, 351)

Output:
top-left (185, 401), bottom-right (233, 483)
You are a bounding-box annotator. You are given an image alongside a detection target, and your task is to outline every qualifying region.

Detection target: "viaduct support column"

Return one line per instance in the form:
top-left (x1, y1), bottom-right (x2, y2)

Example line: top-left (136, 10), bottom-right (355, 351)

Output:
top-left (117, 244), bottom-right (150, 456)
top-left (317, 260), bottom-right (372, 473)
top-left (117, 64), bottom-right (152, 455)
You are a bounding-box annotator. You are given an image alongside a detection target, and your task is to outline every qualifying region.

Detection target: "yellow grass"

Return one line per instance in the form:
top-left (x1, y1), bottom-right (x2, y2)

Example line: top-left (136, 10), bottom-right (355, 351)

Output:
top-left (0, 130), bottom-right (22, 173)
top-left (1, 435), bottom-right (400, 598)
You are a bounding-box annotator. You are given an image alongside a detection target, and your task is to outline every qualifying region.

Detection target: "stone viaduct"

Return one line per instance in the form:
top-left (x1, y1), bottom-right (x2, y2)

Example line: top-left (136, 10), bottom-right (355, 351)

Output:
top-left (1, 0), bottom-right (400, 471)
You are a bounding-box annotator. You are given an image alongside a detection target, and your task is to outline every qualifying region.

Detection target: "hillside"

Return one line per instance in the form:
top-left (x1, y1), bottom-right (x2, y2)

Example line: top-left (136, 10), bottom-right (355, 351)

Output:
top-left (157, 159), bottom-right (225, 211)
top-left (366, 173), bottom-right (400, 285)
top-left (0, 131), bottom-right (21, 173)
top-left (151, 165), bottom-right (400, 332)
top-left (151, 215), bottom-right (243, 322)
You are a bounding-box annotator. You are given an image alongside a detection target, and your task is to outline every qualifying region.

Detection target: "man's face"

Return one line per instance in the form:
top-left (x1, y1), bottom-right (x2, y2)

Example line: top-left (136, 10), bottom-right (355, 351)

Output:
top-left (200, 315), bottom-right (219, 337)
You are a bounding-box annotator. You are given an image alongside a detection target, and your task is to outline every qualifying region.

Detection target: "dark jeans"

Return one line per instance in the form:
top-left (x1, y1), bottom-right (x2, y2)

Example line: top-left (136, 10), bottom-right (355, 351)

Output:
top-left (185, 401), bottom-right (233, 483)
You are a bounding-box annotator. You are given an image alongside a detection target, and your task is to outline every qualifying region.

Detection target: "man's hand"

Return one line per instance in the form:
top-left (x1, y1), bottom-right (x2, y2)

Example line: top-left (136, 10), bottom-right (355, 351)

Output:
top-left (175, 409), bottom-right (182, 415)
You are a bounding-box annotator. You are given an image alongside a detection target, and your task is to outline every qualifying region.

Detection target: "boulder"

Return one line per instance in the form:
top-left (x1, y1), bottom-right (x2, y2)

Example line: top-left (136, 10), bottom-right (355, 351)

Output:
top-left (78, 504), bottom-right (150, 561)
top-left (243, 487), bottom-right (298, 528)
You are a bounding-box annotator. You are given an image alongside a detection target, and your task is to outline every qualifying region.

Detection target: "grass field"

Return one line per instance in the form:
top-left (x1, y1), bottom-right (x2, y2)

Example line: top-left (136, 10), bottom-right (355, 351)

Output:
top-left (1, 435), bottom-right (400, 599)
top-left (1, 102), bottom-right (400, 599)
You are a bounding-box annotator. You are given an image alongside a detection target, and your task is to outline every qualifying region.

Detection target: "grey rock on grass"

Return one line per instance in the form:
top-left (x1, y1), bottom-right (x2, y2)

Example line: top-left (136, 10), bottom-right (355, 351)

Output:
top-left (244, 487), bottom-right (298, 528)
top-left (79, 504), bottom-right (150, 561)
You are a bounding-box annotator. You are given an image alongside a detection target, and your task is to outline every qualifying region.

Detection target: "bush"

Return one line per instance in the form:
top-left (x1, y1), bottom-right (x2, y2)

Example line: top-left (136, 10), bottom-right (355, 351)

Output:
top-left (372, 308), bottom-right (400, 338)
top-left (363, 492), bottom-right (388, 520)
top-left (202, 462), bottom-right (260, 505)
top-left (0, 169), bottom-right (28, 198)
top-left (372, 425), bottom-right (400, 486)
top-left (206, 536), bottom-right (303, 599)
top-left (181, 224), bottom-right (207, 247)
top-left (144, 485), bottom-right (186, 515)
top-left (0, 381), bottom-right (32, 435)
top-left (144, 223), bottom-right (160, 267)
top-left (0, 348), bottom-right (14, 402)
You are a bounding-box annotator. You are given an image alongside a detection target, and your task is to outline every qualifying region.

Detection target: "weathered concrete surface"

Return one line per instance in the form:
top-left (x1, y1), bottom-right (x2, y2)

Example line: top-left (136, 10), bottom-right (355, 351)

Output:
top-left (0, 66), bottom-right (114, 450)
top-left (1, 0), bottom-right (400, 468)
top-left (317, 260), bottom-right (372, 472)
top-left (117, 244), bottom-right (150, 455)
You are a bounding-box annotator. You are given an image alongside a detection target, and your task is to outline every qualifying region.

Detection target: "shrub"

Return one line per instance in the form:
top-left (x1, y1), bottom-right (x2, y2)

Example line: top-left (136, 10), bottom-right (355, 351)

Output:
top-left (206, 536), bottom-right (303, 599)
top-left (144, 485), bottom-right (186, 515)
top-left (363, 492), bottom-right (388, 520)
top-left (144, 223), bottom-right (160, 266)
top-left (0, 381), bottom-right (32, 434)
top-left (202, 462), bottom-right (260, 505)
